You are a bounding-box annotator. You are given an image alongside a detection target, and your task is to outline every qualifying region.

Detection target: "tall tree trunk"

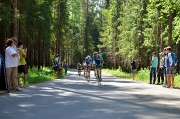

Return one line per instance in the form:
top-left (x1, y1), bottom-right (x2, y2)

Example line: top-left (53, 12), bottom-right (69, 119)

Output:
top-left (81, 0), bottom-right (88, 59)
top-left (0, 28), bottom-right (5, 56)
top-left (161, 23), bottom-right (165, 49)
top-left (11, 0), bottom-right (18, 37)
top-left (168, 9), bottom-right (173, 46)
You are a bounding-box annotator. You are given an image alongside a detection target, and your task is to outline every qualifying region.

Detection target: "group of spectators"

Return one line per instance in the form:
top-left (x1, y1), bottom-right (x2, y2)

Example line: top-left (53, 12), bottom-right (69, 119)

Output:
top-left (53, 54), bottom-right (68, 78)
top-left (130, 46), bottom-right (178, 88)
top-left (150, 46), bottom-right (177, 88)
top-left (4, 37), bottom-right (28, 91)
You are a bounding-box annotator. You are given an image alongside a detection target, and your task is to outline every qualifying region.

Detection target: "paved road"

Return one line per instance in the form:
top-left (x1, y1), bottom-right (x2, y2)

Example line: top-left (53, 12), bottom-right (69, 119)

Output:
top-left (0, 70), bottom-right (180, 119)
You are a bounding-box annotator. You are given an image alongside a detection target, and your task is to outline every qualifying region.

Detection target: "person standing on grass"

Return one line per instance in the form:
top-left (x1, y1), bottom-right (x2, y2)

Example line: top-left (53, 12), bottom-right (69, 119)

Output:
top-left (54, 54), bottom-right (60, 78)
top-left (166, 46), bottom-right (176, 88)
top-left (130, 58), bottom-right (136, 80)
top-left (17, 42), bottom-right (28, 88)
top-left (163, 47), bottom-right (168, 87)
top-left (149, 52), bottom-right (158, 84)
top-left (63, 61), bottom-right (68, 75)
top-left (157, 52), bottom-right (164, 85)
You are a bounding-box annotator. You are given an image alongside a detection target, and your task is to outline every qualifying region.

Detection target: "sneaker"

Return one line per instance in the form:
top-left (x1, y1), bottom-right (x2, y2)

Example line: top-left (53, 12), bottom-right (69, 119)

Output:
top-left (156, 83), bottom-right (160, 85)
top-left (23, 85), bottom-right (29, 88)
top-left (14, 88), bottom-right (21, 91)
top-left (162, 85), bottom-right (166, 87)
top-left (170, 86), bottom-right (173, 89)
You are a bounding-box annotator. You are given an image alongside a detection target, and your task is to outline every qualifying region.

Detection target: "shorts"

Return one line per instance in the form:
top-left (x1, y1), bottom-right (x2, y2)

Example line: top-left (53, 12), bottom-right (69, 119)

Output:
top-left (131, 69), bottom-right (136, 74)
top-left (166, 68), bottom-right (174, 74)
top-left (55, 66), bottom-right (59, 71)
top-left (77, 67), bottom-right (81, 70)
top-left (18, 64), bottom-right (28, 74)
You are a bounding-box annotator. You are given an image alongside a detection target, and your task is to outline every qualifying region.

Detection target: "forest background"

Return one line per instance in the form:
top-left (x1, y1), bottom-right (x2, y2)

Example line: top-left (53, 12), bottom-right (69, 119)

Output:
top-left (0, 0), bottom-right (180, 74)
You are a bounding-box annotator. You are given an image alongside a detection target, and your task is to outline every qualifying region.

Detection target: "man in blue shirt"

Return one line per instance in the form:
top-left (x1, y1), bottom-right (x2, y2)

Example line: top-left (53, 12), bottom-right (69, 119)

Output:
top-left (92, 52), bottom-right (104, 81)
top-left (149, 52), bottom-right (158, 84)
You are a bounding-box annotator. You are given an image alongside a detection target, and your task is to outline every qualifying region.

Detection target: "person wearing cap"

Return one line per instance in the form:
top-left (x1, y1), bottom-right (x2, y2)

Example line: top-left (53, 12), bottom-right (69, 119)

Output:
top-left (166, 46), bottom-right (175, 88)
top-left (17, 42), bottom-right (28, 88)
top-left (157, 52), bottom-right (164, 85)
top-left (149, 52), bottom-right (158, 84)
top-left (10, 37), bottom-right (20, 88)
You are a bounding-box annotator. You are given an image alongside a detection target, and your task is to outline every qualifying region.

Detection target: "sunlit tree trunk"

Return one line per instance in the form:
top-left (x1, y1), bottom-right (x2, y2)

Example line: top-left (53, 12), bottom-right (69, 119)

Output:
top-left (168, 9), bottom-right (173, 46)
top-left (11, 0), bottom-right (18, 37)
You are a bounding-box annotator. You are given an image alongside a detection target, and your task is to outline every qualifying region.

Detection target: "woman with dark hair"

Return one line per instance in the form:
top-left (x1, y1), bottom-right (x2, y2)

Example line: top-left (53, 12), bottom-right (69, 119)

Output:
top-left (5, 38), bottom-right (21, 91)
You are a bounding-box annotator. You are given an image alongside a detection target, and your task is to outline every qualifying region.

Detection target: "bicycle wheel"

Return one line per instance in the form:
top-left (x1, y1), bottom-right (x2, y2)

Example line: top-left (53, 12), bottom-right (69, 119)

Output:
top-left (96, 68), bottom-right (101, 85)
top-left (87, 71), bottom-right (90, 82)
top-left (85, 69), bottom-right (88, 81)
top-left (78, 69), bottom-right (81, 76)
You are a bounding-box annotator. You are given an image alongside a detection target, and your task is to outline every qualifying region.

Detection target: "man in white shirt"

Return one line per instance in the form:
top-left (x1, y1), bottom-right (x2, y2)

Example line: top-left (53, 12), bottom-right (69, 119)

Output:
top-left (5, 38), bottom-right (21, 91)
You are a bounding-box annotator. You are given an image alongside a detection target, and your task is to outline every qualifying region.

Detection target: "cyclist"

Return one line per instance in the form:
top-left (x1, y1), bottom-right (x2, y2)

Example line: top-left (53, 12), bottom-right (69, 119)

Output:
top-left (77, 62), bottom-right (82, 75)
top-left (92, 52), bottom-right (104, 81)
top-left (84, 55), bottom-right (92, 78)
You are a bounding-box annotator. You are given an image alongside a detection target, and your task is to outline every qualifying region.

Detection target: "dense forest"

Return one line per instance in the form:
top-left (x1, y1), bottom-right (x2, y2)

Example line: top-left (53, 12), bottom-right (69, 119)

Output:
top-left (0, 0), bottom-right (179, 73)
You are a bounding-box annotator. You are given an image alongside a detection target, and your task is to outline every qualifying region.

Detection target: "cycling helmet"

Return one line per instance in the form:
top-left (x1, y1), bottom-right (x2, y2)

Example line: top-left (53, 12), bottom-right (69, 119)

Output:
top-left (87, 55), bottom-right (91, 59)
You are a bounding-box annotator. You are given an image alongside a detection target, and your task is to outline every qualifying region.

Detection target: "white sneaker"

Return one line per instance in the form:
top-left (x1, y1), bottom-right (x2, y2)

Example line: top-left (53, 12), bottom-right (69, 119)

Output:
top-left (170, 86), bottom-right (173, 89)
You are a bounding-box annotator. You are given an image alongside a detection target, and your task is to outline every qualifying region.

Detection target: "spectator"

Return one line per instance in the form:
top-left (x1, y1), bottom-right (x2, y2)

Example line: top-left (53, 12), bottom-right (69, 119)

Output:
top-left (59, 62), bottom-right (63, 75)
top-left (63, 61), bottom-right (68, 75)
top-left (130, 58), bottom-right (136, 80)
top-left (17, 42), bottom-right (28, 88)
top-left (149, 52), bottom-right (158, 84)
top-left (12, 37), bottom-right (20, 65)
top-left (5, 38), bottom-right (21, 91)
top-left (163, 47), bottom-right (168, 87)
top-left (53, 54), bottom-right (60, 78)
top-left (166, 46), bottom-right (175, 88)
top-left (157, 52), bottom-right (164, 85)
top-left (8, 37), bottom-right (20, 88)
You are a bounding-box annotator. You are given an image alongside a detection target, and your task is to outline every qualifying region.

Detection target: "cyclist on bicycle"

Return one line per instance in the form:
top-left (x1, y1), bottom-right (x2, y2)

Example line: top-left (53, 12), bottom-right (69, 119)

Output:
top-left (84, 55), bottom-right (92, 78)
top-left (92, 52), bottom-right (104, 81)
top-left (77, 62), bottom-right (82, 75)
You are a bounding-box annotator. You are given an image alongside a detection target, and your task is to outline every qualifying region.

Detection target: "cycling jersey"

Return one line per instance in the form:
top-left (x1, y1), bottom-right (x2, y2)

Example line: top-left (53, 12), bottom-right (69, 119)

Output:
top-left (84, 58), bottom-right (92, 66)
top-left (92, 54), bottom-right (102, 66)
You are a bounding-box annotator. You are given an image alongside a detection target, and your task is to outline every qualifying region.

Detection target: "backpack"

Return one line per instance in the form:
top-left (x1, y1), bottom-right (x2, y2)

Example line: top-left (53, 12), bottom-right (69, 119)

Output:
top-left (171, 52), bottom-right (178, 67)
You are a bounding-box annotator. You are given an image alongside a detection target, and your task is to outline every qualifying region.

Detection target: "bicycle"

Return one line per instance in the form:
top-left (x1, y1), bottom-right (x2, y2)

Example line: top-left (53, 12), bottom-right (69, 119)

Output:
top-left (85, 66), bottom-right (90, 82)
top-left (77, 67), bottom-right (81, 76)
top-left (94, 65), bottom-right (101, 85)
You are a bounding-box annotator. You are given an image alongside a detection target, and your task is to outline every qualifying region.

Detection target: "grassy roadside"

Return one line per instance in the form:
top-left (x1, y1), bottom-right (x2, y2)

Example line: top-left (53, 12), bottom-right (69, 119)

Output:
top-left (19, 67), bottom-right (65, 86)
top-left (102, 67), bottom-right (180, 88)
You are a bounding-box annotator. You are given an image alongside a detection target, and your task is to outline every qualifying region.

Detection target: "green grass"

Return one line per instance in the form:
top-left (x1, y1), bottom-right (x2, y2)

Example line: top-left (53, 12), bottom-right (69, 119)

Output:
top-left (103, 67), bottom-right (180, 87)
top-left (103, 67), bottom-right (131, 79)
top-left (19, 66), bottom-right (65, 86)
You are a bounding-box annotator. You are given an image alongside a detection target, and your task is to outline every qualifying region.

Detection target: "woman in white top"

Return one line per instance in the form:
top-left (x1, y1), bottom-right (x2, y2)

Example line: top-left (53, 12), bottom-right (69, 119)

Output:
top-left (5, 38), bottom-right (21, 91)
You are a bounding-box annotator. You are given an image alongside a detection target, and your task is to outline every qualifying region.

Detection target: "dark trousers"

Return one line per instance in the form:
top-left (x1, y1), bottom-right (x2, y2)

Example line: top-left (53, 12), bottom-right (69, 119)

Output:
top-left (164, 68), bottom-right (167, 85)
top-left (157, 68), bottom-right (164, 84)
top-left (150, 67), bottom-right (156, 84)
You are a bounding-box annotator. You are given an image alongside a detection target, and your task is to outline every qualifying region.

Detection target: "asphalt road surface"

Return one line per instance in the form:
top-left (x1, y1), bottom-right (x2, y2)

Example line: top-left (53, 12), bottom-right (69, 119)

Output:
top-left (0, 69), bottom-right (180, 119)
